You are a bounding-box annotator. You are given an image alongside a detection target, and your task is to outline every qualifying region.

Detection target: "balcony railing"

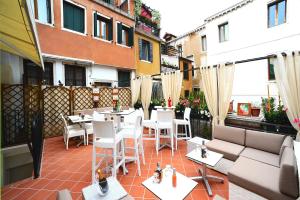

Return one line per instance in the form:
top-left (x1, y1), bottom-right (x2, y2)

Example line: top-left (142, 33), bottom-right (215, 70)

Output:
top-left (136, 16), bottom-right (160, 37)
top-left (98, 0), bottom-right (130, 14)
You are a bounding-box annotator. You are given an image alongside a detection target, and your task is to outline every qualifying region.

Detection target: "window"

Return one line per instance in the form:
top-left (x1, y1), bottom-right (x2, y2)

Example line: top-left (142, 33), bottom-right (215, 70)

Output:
top-left (117, 22), bottom-right (134, 47)
top-left (65, 65), bottom-right (86, 86)
top-left (31, 0), bottom-right (52, 24)
top-left (118, 70), bottom-right (131, 87)
top-left (184, 90), bottom-right (190, 98)
top-left (218, 22), bottom-right (229, 42)
top-left (183, 62), bottom-right (189, 80)
top-left (268, 58), bottom-right (275, 81)
top-left (93, 12), bottom-right (113, 41)
top-left (139, 39), bottom-right (153, 62)
top-left (268, 0), bottom-right (286, 27)
top-left (177, 45), bottom-right (182, 56)
top-left (192, 65), bottom-right (195, 77)
top-left (23, 60), bottom-right (53, 85)
top-left (201, 35), bottom-right (207, 51)
top-left (94, 82), bottom-right (112, 87)
top-left (193, 88), bottom-right (200, 92)
top-left (63, 0), bottom-right (85, 34)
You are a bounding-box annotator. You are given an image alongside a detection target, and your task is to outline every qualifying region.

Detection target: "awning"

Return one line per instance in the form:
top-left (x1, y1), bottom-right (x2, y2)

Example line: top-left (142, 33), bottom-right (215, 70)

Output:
top-left (0, 0), bottom-right (44, 69)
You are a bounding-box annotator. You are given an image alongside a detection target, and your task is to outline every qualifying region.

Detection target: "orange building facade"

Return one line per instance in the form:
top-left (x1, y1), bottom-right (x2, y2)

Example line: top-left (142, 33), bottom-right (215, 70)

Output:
top-left (28, 0), bottom-right (136, 87)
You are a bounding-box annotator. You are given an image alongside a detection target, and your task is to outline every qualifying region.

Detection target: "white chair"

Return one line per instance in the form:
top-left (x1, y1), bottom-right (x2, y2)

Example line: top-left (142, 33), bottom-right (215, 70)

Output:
top-left (92, 120), bottom-right (126, 181)
top-left (141, 108), bottom-right (157, 140)
top-left (60, 114), bottom-right (86, 150)
top-left (173, 108), bottom-right (192, 150)
top-left (155, 110), bottom-right (174, 156)
top-left (85, 111), bottom-right (106, 145)
top-left (118, 115), bottom-right (145, 176)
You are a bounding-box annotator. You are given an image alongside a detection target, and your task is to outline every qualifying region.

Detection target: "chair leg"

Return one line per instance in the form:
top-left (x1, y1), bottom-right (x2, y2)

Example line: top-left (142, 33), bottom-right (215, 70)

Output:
top-left (188, 122), bottom-right (192, 139)
top-left (170, 128), bottom-right (174, 157)
top-left (121, 140), bottom-right (126, 175)
top-left (139, 137), bottom-right (145, 165)
top-left (156, 129), bottom-right (159, 155)
top-left (66, 137), bottom-right (69, 150)
top-left (175, 123), bottom-right (178, 150)
top-left (92, 146), bottom-right (96, 183)
top-left (135, 141), bottom-right (141, 176)
top-left (113, 148), bottom-right (117, 177)
top-left (86, 133), bottom-right (88, 146)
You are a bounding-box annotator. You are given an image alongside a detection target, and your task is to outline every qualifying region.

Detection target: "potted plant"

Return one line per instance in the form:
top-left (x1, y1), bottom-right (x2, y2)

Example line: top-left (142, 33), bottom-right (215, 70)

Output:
top-left (134, 99), bottom-right (143, 110)
top-left (251, 101), bottom-right (261, 117)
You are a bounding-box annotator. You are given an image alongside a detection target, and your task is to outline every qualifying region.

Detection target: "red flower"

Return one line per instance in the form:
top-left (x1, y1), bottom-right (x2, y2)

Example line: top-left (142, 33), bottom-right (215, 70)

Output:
top-left (293, 118), bottom-right (300, 123)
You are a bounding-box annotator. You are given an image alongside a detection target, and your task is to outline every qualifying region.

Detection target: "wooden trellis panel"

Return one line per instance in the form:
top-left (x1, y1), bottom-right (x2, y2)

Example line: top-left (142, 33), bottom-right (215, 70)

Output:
top-left (119, 88), bottom-right (131, 107)
top-left (1, 84), bottom-right (25, 147)
top-left (72, 87), bottom-right (93, 112)
top-left (98, 87), bottom-right (112, 108)
top-left (43, 86), bottom-right (71, 138)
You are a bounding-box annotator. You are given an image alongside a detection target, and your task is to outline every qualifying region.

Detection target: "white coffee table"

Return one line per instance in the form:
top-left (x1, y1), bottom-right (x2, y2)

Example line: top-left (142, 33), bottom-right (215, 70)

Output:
top-left (186, 149), bottom-right (224, 196)
top-left (82, 177), bottom-right (132, 200)
top-left (142, 169), bottom-right (197, 200)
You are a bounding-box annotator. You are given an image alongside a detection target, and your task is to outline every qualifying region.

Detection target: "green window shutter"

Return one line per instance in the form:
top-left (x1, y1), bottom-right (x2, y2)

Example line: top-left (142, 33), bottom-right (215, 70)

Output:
top-left (94, 12), bottom-right (98, 37)
top-left (149, 42), bottom-right (153, 62)
top-left (128, 27), bottom-right (134, 47)
top-left (63, 1), bottom-right (73, 30)
top-left (117, 22), bottom-right (123, 44)
top-left (108, 18), bottom-right (113, 41)
top-left (74, 6), bottom-right (84, 33)
top-left (138, 39), bottom-right (142, 60)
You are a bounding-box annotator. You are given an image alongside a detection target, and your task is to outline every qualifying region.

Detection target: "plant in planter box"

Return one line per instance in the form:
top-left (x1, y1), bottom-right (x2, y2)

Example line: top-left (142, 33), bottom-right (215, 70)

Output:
top-left (261, 97), bottom-right (290, 125)
top-left (134, 99), bottom-right (143, 110)
top-left (251, 101), bottom-right (261, 117)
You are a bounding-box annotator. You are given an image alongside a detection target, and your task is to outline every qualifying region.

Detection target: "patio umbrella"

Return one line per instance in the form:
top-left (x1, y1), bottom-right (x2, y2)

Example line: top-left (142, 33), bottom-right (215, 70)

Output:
top-left (0, 0), bottom-right (44, 69)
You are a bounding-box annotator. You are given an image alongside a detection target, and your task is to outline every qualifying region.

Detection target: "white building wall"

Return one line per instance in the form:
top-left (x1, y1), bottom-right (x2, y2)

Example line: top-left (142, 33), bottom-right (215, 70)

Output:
top-left (205, 0), bottom-right (300, 111)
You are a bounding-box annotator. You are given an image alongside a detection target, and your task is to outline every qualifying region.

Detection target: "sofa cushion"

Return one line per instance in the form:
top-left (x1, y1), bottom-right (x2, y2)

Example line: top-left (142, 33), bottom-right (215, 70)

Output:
top-left (279, 147), bottom-right (299, 198)
top-left (279, 136), bottom-right (294, 163)
top-left (206, 139), bottom-right (245, 161)
top-left (228, 157), bottom-right (294, 200)
top-left (213, 125), bottom-right (246, 145)
top-left (245, 130), bottom-right (285, 154)
top-left (240, 147), bottom-right (280, 167)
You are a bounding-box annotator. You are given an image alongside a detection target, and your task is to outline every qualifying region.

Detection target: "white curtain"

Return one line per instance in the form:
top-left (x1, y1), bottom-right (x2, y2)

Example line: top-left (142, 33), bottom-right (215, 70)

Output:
top-left (161, 70), bottom-right (183, 106)
top-left (274, 52), bottom-right (300, 141)
top-left (218, 63), bottom-right (235, 125)
top-left (200, 66), bottom-right (218, 133)
top-left (141, 76), bottom-right (153, 120)
top-left (131, 78), bottom-right (142, 106)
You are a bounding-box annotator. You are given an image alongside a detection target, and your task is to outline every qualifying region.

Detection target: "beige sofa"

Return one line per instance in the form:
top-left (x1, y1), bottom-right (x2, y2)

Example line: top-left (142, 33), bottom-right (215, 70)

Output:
top-left (206, 125), bottom-right (299, 200)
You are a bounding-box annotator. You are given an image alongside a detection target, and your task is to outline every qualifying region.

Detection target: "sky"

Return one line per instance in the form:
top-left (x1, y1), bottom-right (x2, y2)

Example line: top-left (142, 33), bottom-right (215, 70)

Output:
top-left (142, 0), bottom-right (241, 37)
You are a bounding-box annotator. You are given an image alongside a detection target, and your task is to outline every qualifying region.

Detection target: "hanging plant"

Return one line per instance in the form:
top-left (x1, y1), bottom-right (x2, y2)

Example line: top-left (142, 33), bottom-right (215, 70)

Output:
top-left (134, 0), bottom-right (142, 18)
top-left (152, 9), bottom-right (161, 24)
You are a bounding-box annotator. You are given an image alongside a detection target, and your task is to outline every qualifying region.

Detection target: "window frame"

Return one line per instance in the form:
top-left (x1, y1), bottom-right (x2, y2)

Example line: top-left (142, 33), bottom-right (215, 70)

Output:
top-left (61, 0), bottom-right (87, 36)
top-left (23, 60), bottom-right (54, 85)
top-left (267, 58), bottom-right (276, 81)
top-left (183, 62), bottom-right (189, 80)
top-left (64, 64), bottom-right (86, 86)
top-left (92, 11), bottom-right (113, 43)
top-left (116, 21), bottom-right (133, 48)
top-left (267, 0), bottom-right (287, 28)
top-left (218, 22), bottom-right (229, 43)
top-left (201, 35), bottom-right (207, 52)
top-left (140, 39), bottom-right (151, 62)
top-left (33, 0), bottom-right (55, 26)
top-left (118, 70), bottom-right (131, 87)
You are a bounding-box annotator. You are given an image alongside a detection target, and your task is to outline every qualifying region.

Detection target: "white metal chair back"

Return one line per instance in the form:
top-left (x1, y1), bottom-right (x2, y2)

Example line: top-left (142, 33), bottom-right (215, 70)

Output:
top-left (92, 120), bottom-right (116, 140)
top-left (150, 110), bottom-right (157, 121)
top-left (156, 110), bottom-right (173, 123)
top-left (93, 111), bottom-right (105, 121)
top-left (184, 107), bottom-right (191, 121)
top-left (134, 115), bottom-right (143, 136)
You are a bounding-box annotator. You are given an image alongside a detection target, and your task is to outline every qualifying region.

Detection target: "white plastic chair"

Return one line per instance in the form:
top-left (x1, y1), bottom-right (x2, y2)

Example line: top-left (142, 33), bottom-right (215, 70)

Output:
top-left (85, 111), bottom-right (106, 145)
top-left (173, 107), bottom-right (192, 150)
top-left (118, 115), bottom-right (145, 176)
top-left (155, 110), bottom-right (174, 156)
top-left (141, 108), bottom-right (157, 140)
top-left (60, 114), bottom-right (86, 150)
top-left (92, 120), bottom-right (126, 181)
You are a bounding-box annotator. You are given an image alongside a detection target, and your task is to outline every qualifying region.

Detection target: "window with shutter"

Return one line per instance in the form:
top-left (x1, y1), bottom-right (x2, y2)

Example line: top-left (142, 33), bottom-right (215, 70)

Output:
top-left (138, 39), bottom-right (142, 60)
top-left (117, 22), bottom-right (123, 44)
top-left (117, 22), bottom-right (133, 47)
top-left (140, 39), bottom-right (152, 62)
top-left (65, 65), bottom-right (86, 86)
top-left (128, 27), bottom-right (134, 47)
top-left (183, 62), bottom-right (189, 80)
top-left (93, 12), bottom-right (113, 41)
top-left (63, 0), bottom-right (85, 34)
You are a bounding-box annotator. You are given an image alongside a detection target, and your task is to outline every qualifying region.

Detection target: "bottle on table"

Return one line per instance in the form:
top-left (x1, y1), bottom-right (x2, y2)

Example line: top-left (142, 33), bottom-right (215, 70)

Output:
top-left (155, 162), bottom-right (163, 183)
top-left (97, 169), bottom-right (108, 194)
top-left (172, 168), bottom-right (177, 187)
top-left (201, 140), bottom-right (207, 158)
top-left (168, 97), bottom-right (172, 107)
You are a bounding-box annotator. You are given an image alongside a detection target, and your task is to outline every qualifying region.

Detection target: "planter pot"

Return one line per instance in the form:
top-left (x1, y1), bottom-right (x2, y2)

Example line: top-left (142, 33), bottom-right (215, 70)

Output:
top-left (251, 108), bottom-right (261, 117)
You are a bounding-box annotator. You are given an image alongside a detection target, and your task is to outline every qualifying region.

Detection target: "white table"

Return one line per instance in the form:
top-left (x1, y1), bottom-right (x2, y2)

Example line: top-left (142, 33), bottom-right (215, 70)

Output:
top-left (154, 106), bottom-right (176, 110)
top-left (82, 177), bottom-right (132, 200)
top-left (142, 169), bottom-right (197, 200)
top-left (68, 115), bottom-right (93, 147)
top-left (187, 137), bottom-right (210, 153)
top-left (186, 149), bottom-right (224, 196)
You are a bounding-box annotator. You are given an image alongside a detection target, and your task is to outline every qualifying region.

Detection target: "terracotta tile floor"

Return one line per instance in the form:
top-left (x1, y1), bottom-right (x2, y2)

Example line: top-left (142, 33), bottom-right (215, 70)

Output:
top-left (2, 136), bottom-right (228, 200)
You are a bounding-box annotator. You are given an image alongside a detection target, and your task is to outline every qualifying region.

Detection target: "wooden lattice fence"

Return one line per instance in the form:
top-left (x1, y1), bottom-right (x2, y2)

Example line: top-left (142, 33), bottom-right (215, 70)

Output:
top-left (72, 87), bottom-right (93, 111)
top-left (119, 88), bottom-right (131, 107)
top-left (98, 87), bottom-right (113, 108)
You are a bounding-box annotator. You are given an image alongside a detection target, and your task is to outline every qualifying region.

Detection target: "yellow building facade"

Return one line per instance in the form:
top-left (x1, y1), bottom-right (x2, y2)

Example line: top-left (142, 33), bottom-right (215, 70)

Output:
top-left (134, 30), bottom-right (161, 76)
